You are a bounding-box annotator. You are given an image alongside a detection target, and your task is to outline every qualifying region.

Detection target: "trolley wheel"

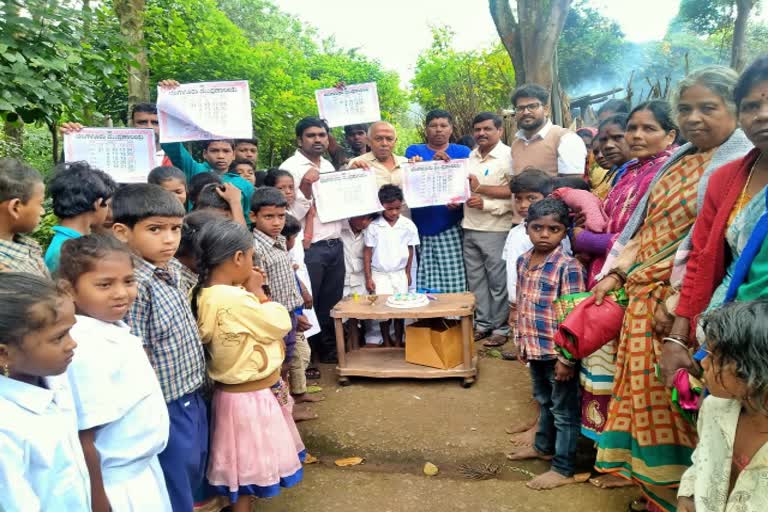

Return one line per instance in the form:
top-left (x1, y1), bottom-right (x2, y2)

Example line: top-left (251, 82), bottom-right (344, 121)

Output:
top-left (338, 377), bottom-right (352, 387)
top-left (461, 377), bottom-right (476, 388)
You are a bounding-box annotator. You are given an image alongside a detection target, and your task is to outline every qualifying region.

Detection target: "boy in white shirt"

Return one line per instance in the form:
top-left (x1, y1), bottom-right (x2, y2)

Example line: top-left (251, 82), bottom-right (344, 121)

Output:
top-left (364, 185), bottom-right (420, 346)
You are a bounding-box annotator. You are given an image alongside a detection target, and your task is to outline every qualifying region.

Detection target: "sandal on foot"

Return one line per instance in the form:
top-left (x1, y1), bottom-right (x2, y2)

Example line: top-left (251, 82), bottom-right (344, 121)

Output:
top-left (305, 367), bottom-right (321, 380)
top-left (473, 330), bottom-right (489, 341)
top-left (483, 334), bottom-right (507, 347)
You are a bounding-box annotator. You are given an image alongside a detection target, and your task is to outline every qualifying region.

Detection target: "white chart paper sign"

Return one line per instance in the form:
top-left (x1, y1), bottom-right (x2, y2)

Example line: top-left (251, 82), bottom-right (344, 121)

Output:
top-left (63, 128), bottom-right (156, 183)
top-left (402, 159), bottom-right (471, 208)
top-left (315, 82), bottom-right (381, 128)
top-left (312, 169), bottom-right (382, 223)
top-left (157, 81), bottom-right (253, 143)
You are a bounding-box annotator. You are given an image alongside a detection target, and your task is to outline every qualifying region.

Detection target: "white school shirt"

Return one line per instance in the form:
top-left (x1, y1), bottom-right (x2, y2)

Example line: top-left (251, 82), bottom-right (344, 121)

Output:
top-left (0, 374), bottom-right (91, 512)
top-left (514, 120), bottom-right (587, 175)
top-left (364, 215), bottom-right (420, 273)
top-left (501, 223), bottom-right (572, 304)
top-left (280, 150), bottom-right (343, 242)
top-left (67, 315), bottom-right (170, 506)
top-left (341, 224), bottom-right (366, 289)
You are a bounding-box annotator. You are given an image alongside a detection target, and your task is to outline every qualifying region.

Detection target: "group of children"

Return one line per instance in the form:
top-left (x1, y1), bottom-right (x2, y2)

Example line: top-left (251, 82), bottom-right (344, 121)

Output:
top-left (0, 154), bottom-right (315, 512)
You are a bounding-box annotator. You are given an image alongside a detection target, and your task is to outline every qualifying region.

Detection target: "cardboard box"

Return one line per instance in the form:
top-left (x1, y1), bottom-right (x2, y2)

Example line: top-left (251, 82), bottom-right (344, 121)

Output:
top-left (405, 319), bottom-right (469, 369)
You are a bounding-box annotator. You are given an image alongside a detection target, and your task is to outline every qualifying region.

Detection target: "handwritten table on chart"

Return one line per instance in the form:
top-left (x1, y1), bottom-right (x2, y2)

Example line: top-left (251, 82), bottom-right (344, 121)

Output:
top-left (315, 82), bottom-right (381, 128)
top-left (63, 128), bottom-right (156, 183)
top-left (157, 80), bottom-right (253, 143)
top-left (312, 168), bottom-right (382, 223)
top-left (401, 159), bottom-right (471, 208)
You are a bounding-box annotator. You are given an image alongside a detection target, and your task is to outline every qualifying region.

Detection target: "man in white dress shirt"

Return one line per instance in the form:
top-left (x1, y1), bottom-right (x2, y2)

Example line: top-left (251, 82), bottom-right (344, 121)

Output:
top-left (280, 117), bottom-right (344, 363)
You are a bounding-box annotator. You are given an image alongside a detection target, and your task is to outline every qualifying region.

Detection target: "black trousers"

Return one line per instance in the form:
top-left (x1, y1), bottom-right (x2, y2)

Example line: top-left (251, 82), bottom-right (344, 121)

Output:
top-left (305, 238), bottom-right (345, 363)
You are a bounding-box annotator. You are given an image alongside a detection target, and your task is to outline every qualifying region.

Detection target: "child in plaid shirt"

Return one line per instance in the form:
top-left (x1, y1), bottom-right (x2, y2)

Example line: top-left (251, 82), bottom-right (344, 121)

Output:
top-left (0, 158), bottom-right (48, 277)
top-left (507, 198), bottom-right (586, 491)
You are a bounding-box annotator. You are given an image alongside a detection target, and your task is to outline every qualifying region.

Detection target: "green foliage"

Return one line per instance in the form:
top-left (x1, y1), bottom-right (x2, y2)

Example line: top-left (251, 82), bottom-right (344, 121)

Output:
top-left (674, 0), bottom-right (737, 35)
top-left (0, 1), bottom-right (130, 126)
top-left (411, 26), bottom-right (515, 137)
top-left (556, 1), bottom-right (626, 93)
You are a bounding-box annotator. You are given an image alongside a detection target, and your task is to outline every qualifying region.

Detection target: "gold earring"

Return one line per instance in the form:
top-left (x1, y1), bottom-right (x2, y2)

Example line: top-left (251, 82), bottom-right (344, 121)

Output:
top-left (2, 364), bottom-right (9, 378)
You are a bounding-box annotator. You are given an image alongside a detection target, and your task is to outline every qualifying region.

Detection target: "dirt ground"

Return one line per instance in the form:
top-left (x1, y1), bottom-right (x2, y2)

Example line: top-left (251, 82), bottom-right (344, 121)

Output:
top-left (257, 353), bottom-right (638, 512)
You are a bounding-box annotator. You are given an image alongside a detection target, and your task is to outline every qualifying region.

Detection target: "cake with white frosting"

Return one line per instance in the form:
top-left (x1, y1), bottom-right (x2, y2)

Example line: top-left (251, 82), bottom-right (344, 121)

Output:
top-left (385, 293), bottom-right (430, 309)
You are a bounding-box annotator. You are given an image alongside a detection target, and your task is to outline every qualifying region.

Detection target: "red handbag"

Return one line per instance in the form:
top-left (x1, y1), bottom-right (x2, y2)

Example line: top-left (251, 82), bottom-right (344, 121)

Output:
top-left (553, 294), bottom-right (626, 360)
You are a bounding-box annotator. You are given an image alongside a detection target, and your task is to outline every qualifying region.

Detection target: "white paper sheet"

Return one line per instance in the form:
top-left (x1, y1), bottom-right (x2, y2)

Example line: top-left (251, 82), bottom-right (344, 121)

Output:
top-left (157, 81), bottom-right (253, 143)
top-left (401, 159), bottom-right (471, 208)
top-left (63, 128), bottom-right (156, 183)
top-left (315, 82), bottom-right (381, 128)
top-left (312, 168), bottom-right (382, 223)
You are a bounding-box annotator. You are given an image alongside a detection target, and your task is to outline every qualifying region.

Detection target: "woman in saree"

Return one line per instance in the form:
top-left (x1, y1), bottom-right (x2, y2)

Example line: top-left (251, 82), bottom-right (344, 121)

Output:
top-left (572, 102), bottom-right (677, 454)
top-left (663, 58), bottom-right (768, 387)
top-left (589, 66), bottom-right (753, 511)
top-left (589, 114), bottom-right (633, 200)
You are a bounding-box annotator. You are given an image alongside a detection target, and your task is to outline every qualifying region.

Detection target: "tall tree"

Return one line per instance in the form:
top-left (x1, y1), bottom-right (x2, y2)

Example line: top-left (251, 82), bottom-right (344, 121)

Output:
top-left (488, 0), bottom-right (572, 89)
top-left (114, 0), bottom-right (149, 110)
top-left (674, 0), bottom-right (760, 71)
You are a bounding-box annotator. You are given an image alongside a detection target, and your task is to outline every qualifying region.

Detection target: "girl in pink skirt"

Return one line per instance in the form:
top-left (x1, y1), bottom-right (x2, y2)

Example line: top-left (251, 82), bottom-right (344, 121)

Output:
top-left (191, 218), bottom-right (305, 512)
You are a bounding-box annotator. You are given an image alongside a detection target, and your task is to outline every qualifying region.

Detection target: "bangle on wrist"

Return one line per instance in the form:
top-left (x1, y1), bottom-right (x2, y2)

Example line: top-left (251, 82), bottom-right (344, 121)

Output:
top-left (662, 337), bottom-right (689, 350)
top-left (607, 269), bottom-right (627, 285)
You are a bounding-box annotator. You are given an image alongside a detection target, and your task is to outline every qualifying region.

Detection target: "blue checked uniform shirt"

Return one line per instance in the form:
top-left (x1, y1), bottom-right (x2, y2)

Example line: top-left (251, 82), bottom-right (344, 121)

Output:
top-left (515, 246), bottom-right (585, 361)
top-left (128, 258), bottom-right (206, 403)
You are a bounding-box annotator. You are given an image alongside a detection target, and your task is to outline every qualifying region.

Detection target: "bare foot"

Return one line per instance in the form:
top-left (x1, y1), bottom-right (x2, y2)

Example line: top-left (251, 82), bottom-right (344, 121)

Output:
top-left (589, 474), bottom-right (635, 489)
top-left (509, 424), bottom-right (537, 447)
top-left (506, 446), bottom-right (552, 461)
top-left (526, 470), bottom-right (577, 490)
top-left (292, 405), bottom-right (319, 422)
top-left (292, 393), bottom-right (326, 403)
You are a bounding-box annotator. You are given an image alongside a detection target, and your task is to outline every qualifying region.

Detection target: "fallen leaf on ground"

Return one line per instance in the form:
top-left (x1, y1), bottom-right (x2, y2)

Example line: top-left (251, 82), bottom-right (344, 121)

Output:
top-left (306, 385), bottom-right (323, 394)
top-left (304, 453), bottom-right (319, 464)
top-left (412, 395), bottom-right (422, 400)
top-left (334, 457), bottom-right (364, 467)
top-left (487, 349), bottom-right (502, 359)
top-left (423, 462), bottom-right (439, 476)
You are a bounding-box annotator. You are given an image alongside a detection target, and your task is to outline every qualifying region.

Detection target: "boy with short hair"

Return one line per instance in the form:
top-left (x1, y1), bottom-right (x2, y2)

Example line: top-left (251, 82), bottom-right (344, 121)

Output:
top-left (230, 159), bottom-right (256, 186)
top-left (507, 197), bottom-right (585, 491)
top-left (341, 213), bottom-right (378, 298)
top-left (234, 138), bottom-right (259, 164)
top-left (364, 185), bottom-right (419, 346)
top-left (45, 161), bottom-right (118, 273)
top-left (502, 169), bottom-right (567, 338)
top-left (0, 158), bottom-right (48, 276)
top-left (249, 187), bottom-right (304, 377)
top-left (110, 183), bottom-right (208, 512)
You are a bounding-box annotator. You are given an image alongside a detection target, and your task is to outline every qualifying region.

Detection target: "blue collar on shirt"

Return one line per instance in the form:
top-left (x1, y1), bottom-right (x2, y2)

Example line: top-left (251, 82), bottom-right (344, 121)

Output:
top-left (0, 375), bottom-right (55, 414)
top-left (52, 225), bottom-right (83, 239)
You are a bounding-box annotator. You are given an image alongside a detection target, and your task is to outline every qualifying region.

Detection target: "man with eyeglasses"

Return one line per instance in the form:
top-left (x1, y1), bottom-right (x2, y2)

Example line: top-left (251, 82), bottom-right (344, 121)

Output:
top-left (509, 84), bottom-right (587, 179)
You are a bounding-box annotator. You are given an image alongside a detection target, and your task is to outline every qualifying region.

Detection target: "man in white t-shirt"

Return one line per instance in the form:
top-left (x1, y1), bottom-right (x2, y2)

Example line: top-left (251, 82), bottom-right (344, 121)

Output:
top-left (280, 117), bottom-right (344, 364)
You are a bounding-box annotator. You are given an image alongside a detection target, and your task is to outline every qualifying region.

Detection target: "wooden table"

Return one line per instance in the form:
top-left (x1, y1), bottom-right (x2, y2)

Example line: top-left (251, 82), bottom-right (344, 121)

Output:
top-left (330, 293), bottom-right (478, 387)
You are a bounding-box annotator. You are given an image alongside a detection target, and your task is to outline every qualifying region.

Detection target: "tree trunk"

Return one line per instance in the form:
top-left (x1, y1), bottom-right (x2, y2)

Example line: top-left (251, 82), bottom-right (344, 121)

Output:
top-left (489, 0), bottom-right (572, 122)
top-left (114, 0), bottom-right (149, 112)
top-left (731, 0), bottom-right (755, 72)
top-left (3, 120), bottom-right (24, 149)
top-left (489, 0), bottom-right (571, 91)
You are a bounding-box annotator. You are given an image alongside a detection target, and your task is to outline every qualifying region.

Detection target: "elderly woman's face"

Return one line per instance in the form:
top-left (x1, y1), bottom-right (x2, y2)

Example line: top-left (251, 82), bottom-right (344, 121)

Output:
top-left (676, 84), bottom-right (737, 152)
top-left (739, 80), bottom-right (768, 153)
